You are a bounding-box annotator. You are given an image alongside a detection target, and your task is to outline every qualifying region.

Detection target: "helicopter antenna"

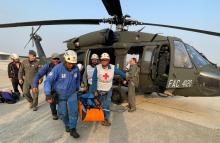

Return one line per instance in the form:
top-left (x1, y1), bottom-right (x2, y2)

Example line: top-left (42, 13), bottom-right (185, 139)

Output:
top-left (137, 26), bottom-right (145, 32)
top-left (150, 33), bottom-right (163, 42)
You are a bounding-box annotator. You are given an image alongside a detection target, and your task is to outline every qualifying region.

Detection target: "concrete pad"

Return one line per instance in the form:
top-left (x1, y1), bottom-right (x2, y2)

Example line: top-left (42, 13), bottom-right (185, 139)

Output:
top-left (0, 66), bottom-right (220, 143)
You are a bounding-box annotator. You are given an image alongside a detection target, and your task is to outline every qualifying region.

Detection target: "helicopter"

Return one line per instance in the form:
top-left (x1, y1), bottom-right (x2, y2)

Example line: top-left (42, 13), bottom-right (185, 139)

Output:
top-left (0, 0), bottom-right (219, 103)
top-left (22, 26), bottom-right (65, 65)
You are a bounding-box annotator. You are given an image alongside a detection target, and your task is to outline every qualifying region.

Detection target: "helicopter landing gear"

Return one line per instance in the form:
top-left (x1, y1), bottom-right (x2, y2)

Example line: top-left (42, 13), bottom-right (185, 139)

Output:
top-left (156, 89), bottom-right (175, 97)
top-left (112, 88), bottom-right (123, 105)
top-left (156, 92), bottom-right (169, 97)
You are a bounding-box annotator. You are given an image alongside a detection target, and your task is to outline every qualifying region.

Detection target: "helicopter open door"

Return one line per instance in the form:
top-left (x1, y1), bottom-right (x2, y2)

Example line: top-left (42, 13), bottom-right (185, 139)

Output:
top-left (166, 38), bottom-right (197, 96)
top-left (139, 45), bottom-right (157, 92)
top-left (86, 47), bottom-right (116, 66)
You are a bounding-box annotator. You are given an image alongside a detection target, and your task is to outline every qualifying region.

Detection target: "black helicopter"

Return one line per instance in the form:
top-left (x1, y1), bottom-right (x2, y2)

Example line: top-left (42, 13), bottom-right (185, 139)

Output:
top-left (0, 0), bottom-right (219, 102)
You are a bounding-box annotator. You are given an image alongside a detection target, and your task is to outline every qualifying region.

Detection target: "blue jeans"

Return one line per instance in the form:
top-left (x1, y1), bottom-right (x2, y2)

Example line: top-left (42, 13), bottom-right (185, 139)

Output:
top-left (98, 90), bottom-right (112, 120)
top-left (58, 93), bottom-right (78, 129)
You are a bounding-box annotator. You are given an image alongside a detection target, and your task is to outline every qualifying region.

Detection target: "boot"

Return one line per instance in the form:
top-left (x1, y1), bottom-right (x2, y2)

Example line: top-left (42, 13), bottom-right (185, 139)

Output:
top-left (29, 102), bottom-right (33, 109)
top-left (52, 114), bottom-right (58, 120)
top-left (128, 108), bottom-right (136, 112)
top-left (70, 128), bottom-right (80, 138)
top-left (33, 106), bottom-right (38, 111)
top-left (65, 127), bottom-right (70, 132)
top-left (101, 119), bottom-right (111, 126)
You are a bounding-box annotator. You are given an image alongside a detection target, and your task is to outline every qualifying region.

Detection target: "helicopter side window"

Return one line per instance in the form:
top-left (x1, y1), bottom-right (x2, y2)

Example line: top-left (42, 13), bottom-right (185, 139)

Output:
top-left (174, 41), bottom-right (193, 68)
top-left (77, 51), bottom-right (85, 63)
top-left (185, 44), bottom-right (210, 68)
top-left (124, 47), bottom-right (143, 68)
top-left (143, 48), bottom-right (154, 62)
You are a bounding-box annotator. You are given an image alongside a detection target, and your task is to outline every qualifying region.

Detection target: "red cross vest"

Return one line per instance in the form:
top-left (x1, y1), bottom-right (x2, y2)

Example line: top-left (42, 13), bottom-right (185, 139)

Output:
top-left (96, 64), bottom-right (115, 91)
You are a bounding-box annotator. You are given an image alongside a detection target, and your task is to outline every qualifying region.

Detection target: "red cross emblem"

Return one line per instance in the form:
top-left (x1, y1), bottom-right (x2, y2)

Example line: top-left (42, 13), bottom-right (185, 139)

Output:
top-left (103, 73), bottom-right (109, 80)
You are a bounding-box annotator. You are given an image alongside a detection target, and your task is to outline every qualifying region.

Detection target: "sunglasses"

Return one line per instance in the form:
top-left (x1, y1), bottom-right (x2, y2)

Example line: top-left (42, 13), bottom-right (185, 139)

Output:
top-left (101, 59), bottom-right (109, 61)
top-left (52, 58), bottom-right (60, 60)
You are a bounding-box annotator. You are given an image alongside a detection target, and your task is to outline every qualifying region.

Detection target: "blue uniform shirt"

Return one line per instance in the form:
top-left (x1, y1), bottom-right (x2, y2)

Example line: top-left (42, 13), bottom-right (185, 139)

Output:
top-left (91, 64), bottom-right (125, 93)
top-left (44, 63), bottom-right (80, 97)
top-left (32, 63), bottom-right (55, 88)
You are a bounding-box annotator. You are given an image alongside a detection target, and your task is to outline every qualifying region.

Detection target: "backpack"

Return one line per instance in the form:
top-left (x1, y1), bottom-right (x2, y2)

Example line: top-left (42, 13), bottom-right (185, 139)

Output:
top-left (0, 91), bottom-right (18, 104)
top-left (0, 93), bottom-right (5, 103)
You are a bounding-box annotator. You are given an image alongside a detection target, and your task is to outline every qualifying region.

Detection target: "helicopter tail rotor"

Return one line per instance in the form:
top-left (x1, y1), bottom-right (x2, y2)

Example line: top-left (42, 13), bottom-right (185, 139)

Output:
top-left (23, 26), bottom-right (41, 49)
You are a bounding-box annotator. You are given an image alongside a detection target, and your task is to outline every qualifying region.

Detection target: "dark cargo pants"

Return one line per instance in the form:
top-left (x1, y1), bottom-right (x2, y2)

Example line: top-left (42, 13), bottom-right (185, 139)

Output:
top-left (49, 92), bottom-right (57, 115)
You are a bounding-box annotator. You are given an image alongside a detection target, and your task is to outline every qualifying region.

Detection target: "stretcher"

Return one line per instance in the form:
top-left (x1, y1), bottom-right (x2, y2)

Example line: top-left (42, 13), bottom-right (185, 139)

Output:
top-left (78, 92), bottom-right (104, 122)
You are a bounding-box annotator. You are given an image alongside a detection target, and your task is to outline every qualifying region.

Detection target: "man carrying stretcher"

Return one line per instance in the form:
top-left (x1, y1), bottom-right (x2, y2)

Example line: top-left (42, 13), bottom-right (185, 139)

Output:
top-left (90, 53), bottom-right (126, 126)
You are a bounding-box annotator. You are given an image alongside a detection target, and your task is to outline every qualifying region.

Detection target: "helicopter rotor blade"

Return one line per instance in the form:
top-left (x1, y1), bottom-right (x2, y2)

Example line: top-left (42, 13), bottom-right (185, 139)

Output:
top-left (102, 0), bottom-right (123, 18)
top-left (32, 26), bottom-right (41, 47)
top-left (31, 27), bottom-right (34, 47)
top-left (139, 22), bottom-right (220, 37)
top-left (24, 26), bottom-right (40, 49)
top-left (33, 25), bottom-right (41, 35)
top-left (0, 19), bottom-right (102, 28)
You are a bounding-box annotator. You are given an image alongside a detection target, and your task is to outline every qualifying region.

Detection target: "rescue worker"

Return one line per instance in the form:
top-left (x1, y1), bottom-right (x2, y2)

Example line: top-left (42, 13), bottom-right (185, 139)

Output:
top-left (18, 50), bottom-right (40, 111)
top-left (8, 53), bottom-right (23, 97)
top-left (44, 50), bottom-right (80, 138)
top-left (91, 53), bottom-right (125, 126)
top-left (83, 53), bottom-right (99, 91)
top-left (126, 58), bottom-right (140, 112)
top-left (32, 53), bottom-right (60, 120)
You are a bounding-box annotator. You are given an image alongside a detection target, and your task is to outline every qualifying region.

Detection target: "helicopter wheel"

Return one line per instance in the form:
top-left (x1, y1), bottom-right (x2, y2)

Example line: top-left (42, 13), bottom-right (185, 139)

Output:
top-left (156, 92), bottom-right (169, 97)
top-left (112, 88), bottom-right (122, 105)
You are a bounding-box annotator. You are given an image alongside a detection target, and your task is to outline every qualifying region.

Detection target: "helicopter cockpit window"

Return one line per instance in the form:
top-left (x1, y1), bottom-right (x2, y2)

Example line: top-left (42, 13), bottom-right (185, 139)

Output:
top-left (174, 41), bottom-right (193, 68)
top-left (185, 44), bottom-right (210, 68)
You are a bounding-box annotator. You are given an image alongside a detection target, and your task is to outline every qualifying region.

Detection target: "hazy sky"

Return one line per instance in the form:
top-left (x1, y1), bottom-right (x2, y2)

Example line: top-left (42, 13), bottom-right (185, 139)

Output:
top-left (0, 0), bottom-right (219, 65)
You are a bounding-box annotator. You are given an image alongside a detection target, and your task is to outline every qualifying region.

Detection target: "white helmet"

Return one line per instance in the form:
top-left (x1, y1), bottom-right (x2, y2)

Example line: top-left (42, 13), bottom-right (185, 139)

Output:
top-left (10, 53), bottom-right (19, 60)
top-left (100, 53), bottom-right (110, 60)
top-left (91, 54), bottom-right (99, 60)
top-left (64, 50), bottom-right (77, 63)
top-left (77, 63), bottom-right (83, 71)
